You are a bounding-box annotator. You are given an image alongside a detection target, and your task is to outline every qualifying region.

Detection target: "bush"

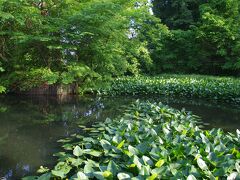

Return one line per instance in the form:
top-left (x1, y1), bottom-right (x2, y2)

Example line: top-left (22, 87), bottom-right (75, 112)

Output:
top-left (2, 64), bottom-right (99, 92)
top-left (4, 68), bottom-right (59, 91)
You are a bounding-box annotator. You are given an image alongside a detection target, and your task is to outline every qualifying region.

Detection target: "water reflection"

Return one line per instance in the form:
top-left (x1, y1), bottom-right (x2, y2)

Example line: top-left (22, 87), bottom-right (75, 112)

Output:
top-left (0, 95), bottom-right (127, 179)
top-left (0, 95), bottom-right (240, 179)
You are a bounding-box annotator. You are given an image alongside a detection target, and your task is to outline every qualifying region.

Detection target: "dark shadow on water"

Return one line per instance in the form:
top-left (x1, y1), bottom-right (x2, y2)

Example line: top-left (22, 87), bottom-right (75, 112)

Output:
top-left (0, 94), bottom-right (240, 179)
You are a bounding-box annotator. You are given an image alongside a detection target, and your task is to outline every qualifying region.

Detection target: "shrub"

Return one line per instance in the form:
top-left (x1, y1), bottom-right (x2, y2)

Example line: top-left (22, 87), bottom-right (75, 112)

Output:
top-left (5, 68), bottom-right (59, 91)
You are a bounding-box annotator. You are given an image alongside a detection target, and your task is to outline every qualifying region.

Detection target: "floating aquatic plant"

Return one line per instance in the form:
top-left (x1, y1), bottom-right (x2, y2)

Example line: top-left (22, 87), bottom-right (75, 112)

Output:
top-left (23, 101), bottom-right (240, 179)
top-left (98, 75), bottom-right (240, 104)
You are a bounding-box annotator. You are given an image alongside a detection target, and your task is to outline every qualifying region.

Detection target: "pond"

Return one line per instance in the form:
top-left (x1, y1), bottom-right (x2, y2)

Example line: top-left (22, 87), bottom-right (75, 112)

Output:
top-left (0, 95), bottom-right (240, 179)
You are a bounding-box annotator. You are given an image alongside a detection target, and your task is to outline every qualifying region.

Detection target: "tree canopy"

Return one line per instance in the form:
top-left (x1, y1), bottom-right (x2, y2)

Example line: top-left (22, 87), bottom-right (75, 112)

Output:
top-left (0, 0), bottom-right (240, 93)
top-left (151, 0), bottom-right (240, 75)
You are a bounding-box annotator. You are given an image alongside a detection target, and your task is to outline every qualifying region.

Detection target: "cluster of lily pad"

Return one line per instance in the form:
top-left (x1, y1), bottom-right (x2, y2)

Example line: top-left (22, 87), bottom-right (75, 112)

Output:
top-left (98, 75), bottom-right (240, 104)
top-left (24, 101), bottom-right (240, 179)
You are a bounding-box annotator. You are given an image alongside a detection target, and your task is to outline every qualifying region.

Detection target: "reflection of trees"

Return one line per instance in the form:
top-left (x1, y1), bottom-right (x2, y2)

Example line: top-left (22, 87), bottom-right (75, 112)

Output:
top-left (0, 95), bottom-right (130, 179)
top-left (0, 134), bottom-right (8, 146)
top-left (1, 95), bottom-right (240, 126)
top-left (0, 97), bottom-right (8, 113)
top-left (0, 95), bottom-right (130, 125)
top-left (0, 106), bottom-right (7, 113)
top-left (0, 94), bottom-right (240, 178)
top-left (0, 95), bottom-right (132, 178)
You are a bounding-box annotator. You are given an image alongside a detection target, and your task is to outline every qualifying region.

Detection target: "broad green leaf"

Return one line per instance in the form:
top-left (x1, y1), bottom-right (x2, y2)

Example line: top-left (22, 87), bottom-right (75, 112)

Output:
top-left (142, 156), bottom-right (154, 166)
top-left (84, 150), bottom-right (102, 157)
top-left (151, 167), bottom-right (167, 175)
top-left (200, 133), bottom-right (209, 143)
top-left (133, 155), bottom-right (143, 170)
top-left (236, 130), bottom-right (240, 139)
top-left (187, 175), bottom-right (197, 180)
top-left (38, 173), bottom-right (52, 180)
top-left (107, 160), bottom-right (118, 176)
top-left (73, 146), bottom-right (83, 157)
top-left (197, 158), bottom-right (208, 171)
top-left (100, 139), bottom-right (112, 150)
top-left (77, 172), bottom-right (89, 180)
top-left (236, 162), bottom-right (240, 173)
top-left (37, 166), bottom-right (49, 173)
top-left (103, 171), bottom-right (113, 178)
top-left (128, 145), bottom-right (139, 156)
top-left (213, 168), bottom-right (225, 177)
top-left (83, 137), bottom-right (94, 142)
top-left (155, 159), bottom-right (165, 168)
top-left (227, 172), bottom-right (238, 180)
top-left (57, 138), bottom-right (72, 143)
top-left (136, 142), bottom-right (149, 154)
top-left (84, 163), bottom-right (94, 174)
top-left (51, 170), bottom-right (65, 178)
top-left (139, 165), bottom-right (151, 176)
top-left (62, 143), bottom-right (73, 150)
top-left (117, 140), bottom-right (125, 149)
top-left (117, 172), bottom-right (131, 180)
top-left (93, 172), bottom-right (104, 180)
top-left (146, 173), bottom-right (158, 180)
top-left (113, 135), bottom-right (122, 144)
top-left (68, 158), bottom-right (83, 167)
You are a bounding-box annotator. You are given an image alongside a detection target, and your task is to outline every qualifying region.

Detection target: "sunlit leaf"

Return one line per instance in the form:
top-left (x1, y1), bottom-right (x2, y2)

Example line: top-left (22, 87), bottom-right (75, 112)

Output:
top-left (73, 146), bottom-right (83, 157)
top-left (155, 160), bottom-right (165, 168)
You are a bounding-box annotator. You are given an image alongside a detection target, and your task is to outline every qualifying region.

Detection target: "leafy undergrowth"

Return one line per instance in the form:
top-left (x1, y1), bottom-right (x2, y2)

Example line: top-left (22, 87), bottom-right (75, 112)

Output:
top-left (23, 101), bottom-right (240, 180)
top-left (98, 75), bottom-right (240, 104)
top-left (0, 85), bottom-right (5, 93)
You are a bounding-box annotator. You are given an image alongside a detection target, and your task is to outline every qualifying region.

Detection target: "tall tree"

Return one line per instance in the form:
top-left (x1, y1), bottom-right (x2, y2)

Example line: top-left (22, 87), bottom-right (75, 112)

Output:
top-left (196, 0), bottom-right (240, 74)
top-left (152, 0), bottom-right (206, 29)
top-left (0, 0), bottom-right (160, 91)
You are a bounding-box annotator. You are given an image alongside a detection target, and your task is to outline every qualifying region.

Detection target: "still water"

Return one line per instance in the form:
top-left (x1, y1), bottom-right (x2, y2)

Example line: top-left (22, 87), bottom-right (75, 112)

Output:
top-left (0, 95), bottom-right (240, 179)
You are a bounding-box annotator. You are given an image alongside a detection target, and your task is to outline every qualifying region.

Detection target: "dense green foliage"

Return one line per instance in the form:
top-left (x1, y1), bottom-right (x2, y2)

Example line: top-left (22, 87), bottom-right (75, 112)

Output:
top-left (1, 0), bottom-right (240, 93)
top-left (24, 101), bottom-right (240, 179)
top-left (0, 0), bottom-right (160, 92)
top-left (152, 0), bottom-right (206, 30)
top-left (1, 1), bottom-right (240, 179)
top-left (151, 0), bottom-right (240, 75)
top-left (0, 86), bottom-right (5, 93)
top-left (98, 75), bottom-right (240, 104)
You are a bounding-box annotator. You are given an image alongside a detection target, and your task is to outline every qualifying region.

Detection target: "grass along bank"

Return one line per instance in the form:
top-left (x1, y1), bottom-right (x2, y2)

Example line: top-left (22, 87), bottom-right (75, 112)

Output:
top-left (24, 101), bottom-right (240, 179)
top-left (97, 75), bottom-right (240, 104)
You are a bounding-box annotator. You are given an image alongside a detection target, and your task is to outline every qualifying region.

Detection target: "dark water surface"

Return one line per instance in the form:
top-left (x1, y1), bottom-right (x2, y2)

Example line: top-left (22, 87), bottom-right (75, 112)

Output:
top-left (0, 95), bottom-right (240, 179)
